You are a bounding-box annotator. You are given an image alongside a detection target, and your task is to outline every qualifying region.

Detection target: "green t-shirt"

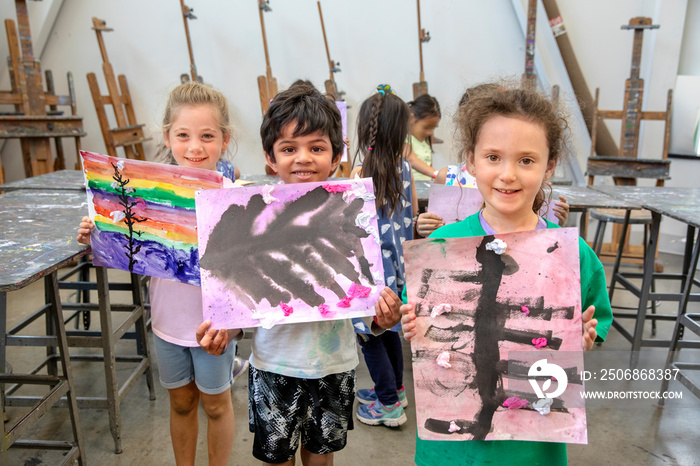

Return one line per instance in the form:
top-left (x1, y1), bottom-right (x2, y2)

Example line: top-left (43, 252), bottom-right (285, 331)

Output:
top-left (407, 213), bottom-right (613, 466)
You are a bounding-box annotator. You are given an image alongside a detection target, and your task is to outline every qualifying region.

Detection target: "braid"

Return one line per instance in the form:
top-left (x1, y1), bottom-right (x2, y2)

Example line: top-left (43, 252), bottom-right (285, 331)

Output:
top-left (354, 85), bottom-right (410, 217)
top-left (366, 96), bottom-right (385, 150)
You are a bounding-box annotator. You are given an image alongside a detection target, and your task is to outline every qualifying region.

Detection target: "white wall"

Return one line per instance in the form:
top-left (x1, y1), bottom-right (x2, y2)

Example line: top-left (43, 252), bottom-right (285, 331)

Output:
top-left (1, 0), bottom-right (697, 252)
top-left (1, 0), bottom-right (554, 181)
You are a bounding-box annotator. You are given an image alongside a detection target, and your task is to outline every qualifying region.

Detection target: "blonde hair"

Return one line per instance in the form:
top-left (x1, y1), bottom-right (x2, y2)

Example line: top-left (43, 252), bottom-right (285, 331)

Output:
top-left (155, 81), bottom-right (234, 164)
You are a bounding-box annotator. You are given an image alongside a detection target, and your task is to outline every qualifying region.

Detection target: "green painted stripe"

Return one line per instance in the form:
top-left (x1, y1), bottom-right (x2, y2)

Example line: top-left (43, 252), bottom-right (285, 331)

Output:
top-left (87, 179), bottom-right (195, 209)
top-left (95, 221), bottom-right (196, 251)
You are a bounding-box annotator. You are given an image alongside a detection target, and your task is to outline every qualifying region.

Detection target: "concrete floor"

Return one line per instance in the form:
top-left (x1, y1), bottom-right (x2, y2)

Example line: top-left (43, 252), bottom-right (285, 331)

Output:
top-left (4, 253), bottom-right (700, 465)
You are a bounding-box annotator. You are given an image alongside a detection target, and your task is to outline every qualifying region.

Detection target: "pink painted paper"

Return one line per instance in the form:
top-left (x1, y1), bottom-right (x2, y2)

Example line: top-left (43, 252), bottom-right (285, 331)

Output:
top-left (404, 227), bottom-right (587, 443)
top-left (195, 178), bottom-right (385, 329)
top-left (336, 101), bottom-right (349, 163)
top-left (428, 184), bottom-right (561, 224)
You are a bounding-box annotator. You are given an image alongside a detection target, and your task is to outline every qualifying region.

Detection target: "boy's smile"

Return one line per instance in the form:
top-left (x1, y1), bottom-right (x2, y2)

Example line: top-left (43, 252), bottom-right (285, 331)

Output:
top-left (265, 122), bottom-right (340, 184)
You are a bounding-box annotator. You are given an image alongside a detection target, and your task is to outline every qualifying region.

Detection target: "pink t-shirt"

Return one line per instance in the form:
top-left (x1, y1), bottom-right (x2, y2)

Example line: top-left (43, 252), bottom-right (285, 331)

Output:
top-left (149, 277), bottom-right (203, 347)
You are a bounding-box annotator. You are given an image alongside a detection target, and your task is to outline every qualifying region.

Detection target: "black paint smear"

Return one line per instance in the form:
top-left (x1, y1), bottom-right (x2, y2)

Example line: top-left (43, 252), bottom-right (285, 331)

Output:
top-left (501, 329), bottom-right (563, 350)
top-left (471, 235), bottom-right (507, 441)
top-left (423, 323), bottom-right (474, 342)
top-left (505, 391), bottom-right (569, 412)
top-left (507, 361), bottom-right (583, 385)
top-left (547, 241), bottom-right (560, 253)
top-left (424, 418), bottom-right (478, 436)
top-left (508, 296), bottom-right (575, 321)
top-left (200, 186), bottom-right (374, 307)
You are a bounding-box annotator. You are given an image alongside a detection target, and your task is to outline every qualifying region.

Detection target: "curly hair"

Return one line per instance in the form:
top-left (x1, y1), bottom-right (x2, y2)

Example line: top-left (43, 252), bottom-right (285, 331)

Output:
top-left (455, 84), bottom-right (569, 214)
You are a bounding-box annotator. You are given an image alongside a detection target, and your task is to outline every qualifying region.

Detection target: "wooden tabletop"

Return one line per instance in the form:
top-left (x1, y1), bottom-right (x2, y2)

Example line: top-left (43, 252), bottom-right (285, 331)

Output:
top-left (0, 169), bottom-right (85, 192)
top-left (591, 186), bottom-right (700, 229)
top-left (0, 190), bottom-right (89, 291)
top-left (552, 185), bottom-right (641, 211)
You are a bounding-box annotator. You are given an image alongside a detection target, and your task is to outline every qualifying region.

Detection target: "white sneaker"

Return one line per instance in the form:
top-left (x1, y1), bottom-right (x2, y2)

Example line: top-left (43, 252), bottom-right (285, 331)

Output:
top-left (232, 356), bottom-right (249, 383)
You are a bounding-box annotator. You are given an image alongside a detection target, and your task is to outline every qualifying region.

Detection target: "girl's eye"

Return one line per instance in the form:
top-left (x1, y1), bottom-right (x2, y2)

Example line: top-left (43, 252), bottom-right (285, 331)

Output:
top-left (177, 132), bottom-right (188, 138)
top-left (202, 134), bottom-right (215, 140)
top-left (521, 158), bottom-right (534, 165)
top-left (487, 154), bottom-right (499, 162)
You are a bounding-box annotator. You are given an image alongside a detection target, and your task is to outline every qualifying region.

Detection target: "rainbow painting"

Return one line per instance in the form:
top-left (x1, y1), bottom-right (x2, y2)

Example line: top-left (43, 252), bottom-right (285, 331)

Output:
top-left (81, 150), bottom-right (224, 285)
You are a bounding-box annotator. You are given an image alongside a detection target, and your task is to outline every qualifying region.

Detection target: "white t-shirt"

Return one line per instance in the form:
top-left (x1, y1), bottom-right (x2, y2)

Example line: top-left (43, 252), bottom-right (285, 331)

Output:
top-left (149, 277), bottom-right (203, 347)
top-left (250, 319), bottom-right (359, 379)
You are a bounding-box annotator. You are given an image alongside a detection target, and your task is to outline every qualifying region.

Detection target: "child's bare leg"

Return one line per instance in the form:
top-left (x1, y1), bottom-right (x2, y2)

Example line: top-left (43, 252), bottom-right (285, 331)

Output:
top-left (300, 448), bottom-right (333, 466)
top-left (200, 389), bottom-right (235, 466)
top-left (169, 382), bottom-right (200, 465)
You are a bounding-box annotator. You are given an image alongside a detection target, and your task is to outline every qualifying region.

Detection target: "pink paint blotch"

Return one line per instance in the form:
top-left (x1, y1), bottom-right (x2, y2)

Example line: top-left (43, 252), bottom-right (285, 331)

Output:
top-left (318, 304), bottom-right (332, 316)
top-left (348, 283), bottom-right (371, 298)
top-left (521, 305), bottom-right (530, 316)
top-left (503, 396), bottom-right (528, 409)
top-left (280, 302), bottom-right (293, 316)
top-left (532, 337), bottom-right (548, 349)
top-left (337, 296), bottom-right (352, 308)
top-left (322, 184), bottom-right (351, 193)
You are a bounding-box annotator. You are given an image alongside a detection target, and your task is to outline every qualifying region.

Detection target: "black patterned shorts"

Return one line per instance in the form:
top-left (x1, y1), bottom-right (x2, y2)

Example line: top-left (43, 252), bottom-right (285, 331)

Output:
top-left (248, 366), bottom-right (356, 463)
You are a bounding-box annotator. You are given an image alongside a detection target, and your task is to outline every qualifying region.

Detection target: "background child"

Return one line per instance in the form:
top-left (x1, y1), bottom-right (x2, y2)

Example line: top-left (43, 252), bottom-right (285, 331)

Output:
top-left (78, 81), bottom-right (241, 466)
top-left (416, 84), bottom-right (570, 238)
top-left (350, 85), bottom-right (418, 428)
top-left (197, 84), bottom-right (402, 466)
top-left (404, 94), bottom-right (441, 181)
top-left (400, 84), bottom-right (612, 465)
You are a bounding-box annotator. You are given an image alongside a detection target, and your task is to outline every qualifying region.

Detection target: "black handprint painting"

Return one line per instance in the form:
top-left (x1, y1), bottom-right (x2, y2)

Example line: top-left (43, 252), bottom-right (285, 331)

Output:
top-left (196, 179), bottom-right (385, 329)
top-left (403, 228), bottom-right (587, 443)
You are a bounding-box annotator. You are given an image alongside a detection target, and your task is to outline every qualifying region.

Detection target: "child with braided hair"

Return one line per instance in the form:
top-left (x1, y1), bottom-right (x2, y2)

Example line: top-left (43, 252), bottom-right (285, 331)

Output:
top-left (351, 85), bottom-right (418, 427)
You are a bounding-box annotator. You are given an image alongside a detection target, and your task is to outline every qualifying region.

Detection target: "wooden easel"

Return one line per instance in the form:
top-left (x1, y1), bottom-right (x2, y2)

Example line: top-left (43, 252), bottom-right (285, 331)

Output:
top-left (588, 17), bottom-right (672, 262)
top-left (317, 1), bottom-right (350, 177)
top-left (522, 0), bottom-right (537, 86)
top-left (179, 1), bottom-right (202, 83)
top-left (86, 18), bottom-right (149, 162)
top-left (317, 2), bottom-right (343, 102)
top-left (257, 0), bottom-right (278, 115)
top-left (0, 0), bottom-right (85, 179)
top-left (257, 0), bottom-right (278, 175)
top-left (521, 0), bottom-right (560, 104)
top-left (412, 0), bottom-right (430, 100)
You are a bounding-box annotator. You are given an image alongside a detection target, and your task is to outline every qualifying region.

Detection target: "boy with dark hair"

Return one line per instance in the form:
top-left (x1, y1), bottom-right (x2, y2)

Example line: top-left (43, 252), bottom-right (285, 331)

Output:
top-left (198, 84), bottom-right (401, 466)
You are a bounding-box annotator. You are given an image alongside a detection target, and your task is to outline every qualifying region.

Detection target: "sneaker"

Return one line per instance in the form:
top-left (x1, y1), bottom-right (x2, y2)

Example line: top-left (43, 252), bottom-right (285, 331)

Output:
top-left (356, 386), bottom-right (408, 408)
top-left (232, 356), bottom-right (249, 383)
top-left (356, 401), bottom-right (407, 427)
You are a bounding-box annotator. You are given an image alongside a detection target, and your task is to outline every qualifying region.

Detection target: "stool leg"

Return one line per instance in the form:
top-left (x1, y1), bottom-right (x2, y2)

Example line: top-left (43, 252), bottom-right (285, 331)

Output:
top-left (131, 274), bottom-right (155, 400)
top-left (96, 267), bottom-right (123, 454)
top-left (593, 219), bottom-right (607, 257)
top-left (47, 273), bottom-right (87, 465)
top-left (645, 224), bottom-right (657, 337)
top-left (1, 292), bottom-right (7, 429)
top-left (44, 279), bottom-right (58, 376)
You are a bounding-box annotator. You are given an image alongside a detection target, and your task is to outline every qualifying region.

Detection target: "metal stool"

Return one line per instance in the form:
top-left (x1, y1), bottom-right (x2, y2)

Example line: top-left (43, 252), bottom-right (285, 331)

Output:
top-left (591, 208), bottom-right (660, 336)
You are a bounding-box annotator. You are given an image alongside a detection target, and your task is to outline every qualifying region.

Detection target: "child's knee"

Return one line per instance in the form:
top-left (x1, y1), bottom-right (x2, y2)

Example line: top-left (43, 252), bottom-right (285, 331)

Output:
top-left (169, 384), bottom-right (199, 415)
top-left (201, 390), bottom-right (233, 420)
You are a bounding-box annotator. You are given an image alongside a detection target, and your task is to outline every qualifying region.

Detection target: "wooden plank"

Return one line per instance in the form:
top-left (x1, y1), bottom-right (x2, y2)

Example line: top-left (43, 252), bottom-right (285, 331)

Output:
top-left (585, 157), bottom-right (670, 179)
top-left (542, 0), bottom-right (619, 158)
top-left (87, 71), bottom-right (117, 157)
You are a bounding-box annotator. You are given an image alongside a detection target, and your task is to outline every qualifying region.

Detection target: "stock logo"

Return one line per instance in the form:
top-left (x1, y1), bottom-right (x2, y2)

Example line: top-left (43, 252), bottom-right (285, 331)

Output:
top-left (528, 359), bottom-right (568, 399)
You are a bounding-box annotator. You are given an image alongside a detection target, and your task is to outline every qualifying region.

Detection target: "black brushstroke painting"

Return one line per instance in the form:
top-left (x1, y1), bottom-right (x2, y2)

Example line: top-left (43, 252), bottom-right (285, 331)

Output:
top-left (200, 186), bottom-right (375, 309)
top-left (405, 231), bottom-right (583, 441)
